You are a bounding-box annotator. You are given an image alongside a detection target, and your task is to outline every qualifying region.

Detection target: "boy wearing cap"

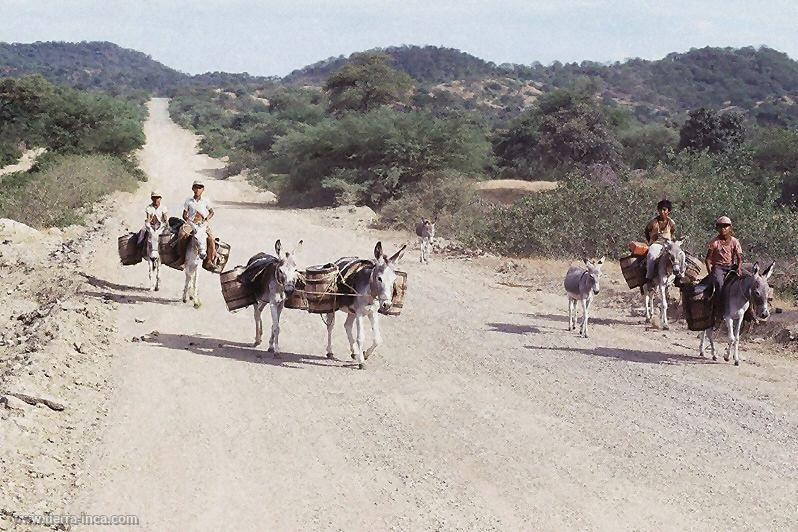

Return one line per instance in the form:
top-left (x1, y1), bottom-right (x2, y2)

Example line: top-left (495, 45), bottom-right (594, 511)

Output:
top-left (138, 191), bottom-right (168, 247)
top-left (705, 216), bottom-right (743, 297)
top-left (180, 180), bottom-right (216, 263)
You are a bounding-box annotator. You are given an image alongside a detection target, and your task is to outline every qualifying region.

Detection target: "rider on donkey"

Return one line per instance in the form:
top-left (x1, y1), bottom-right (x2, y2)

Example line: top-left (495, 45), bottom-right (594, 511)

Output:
top-left (137, 190), bottom-right (168, 249)
top-left (705, 215), bottom-right (743, 298)
top-left (179, 179), bottom-right (216, 265)
top-left (644, 199), bottom-right (676, 282)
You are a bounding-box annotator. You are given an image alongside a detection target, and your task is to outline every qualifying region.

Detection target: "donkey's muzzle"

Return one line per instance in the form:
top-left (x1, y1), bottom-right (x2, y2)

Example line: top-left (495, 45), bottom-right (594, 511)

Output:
top-left (380, 300), bottom-right (392, 311)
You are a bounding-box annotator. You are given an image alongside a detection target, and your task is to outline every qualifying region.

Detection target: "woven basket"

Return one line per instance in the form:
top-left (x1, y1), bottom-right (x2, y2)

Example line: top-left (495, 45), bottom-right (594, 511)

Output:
top-left (304, 264), bottom-right (339, 314)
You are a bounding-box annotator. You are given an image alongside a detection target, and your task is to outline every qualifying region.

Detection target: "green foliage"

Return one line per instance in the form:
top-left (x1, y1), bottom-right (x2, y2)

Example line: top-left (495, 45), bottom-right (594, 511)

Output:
top-left (619, 123), bottom-right (679, 169)
top-left (678, 108), bottom-right (745, 153)
top-left (0, 154), bottom-right (141, 227)
top-left (493, 90), bottom-right (624, 178)
top-left (324, 53), bottom-right (414, 114)
top-left (269, 108), bottom-right (491, 206)
top-left (0, 76), bottom-right (145, 158)
top-left (474, 151), bottom-right (798, 265)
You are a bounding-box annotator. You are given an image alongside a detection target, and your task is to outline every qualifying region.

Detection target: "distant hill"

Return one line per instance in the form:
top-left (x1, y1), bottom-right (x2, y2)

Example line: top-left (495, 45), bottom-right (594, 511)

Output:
top-left (284, 45), bottom-right (499, 85)
top-left (521, 46), bottom-right (798, 124)
top-left (0, 41), bottom-right (187, 93)
top-left (0, 41), bottom-right (274, 94)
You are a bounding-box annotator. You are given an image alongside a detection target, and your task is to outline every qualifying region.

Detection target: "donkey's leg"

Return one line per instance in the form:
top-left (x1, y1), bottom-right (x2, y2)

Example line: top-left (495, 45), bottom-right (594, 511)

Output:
top-left (325, 312), bottom-right (336, 358)
top-left (253, 300), bottom-right (265, 347)
top-left (733, 316), bottom-right (744, 366)
top-left (268, 302), bottom-right (283, 356)
top-left (580, 296), bottom-right (590, 338)
top-left (699, 330), bottom-right (706, 357)
top-left (354, 314), bottom-right (366, 369)
top-left (182, 266), bottom-right (191, 303)
top-left (365, 310), bottom-right (382, 359)
top-left (148, 259), bottom-right (155, 291)
top-left (660, 282), bottom-right (669, 330)
top-left (154, 259), bottom-right (161, 291)
top-left (419, 238), bottom-right (424, 263)
top-left (192, 267), bottom-right (201, 308)
top-left (707, 327), bottom-right (716, 360)
top-left (567, 298), bottom-right (574, 331)
top-left (344, 312), bottom-right (357, 359)
top-left (724, 316), bottom-right (734, 362)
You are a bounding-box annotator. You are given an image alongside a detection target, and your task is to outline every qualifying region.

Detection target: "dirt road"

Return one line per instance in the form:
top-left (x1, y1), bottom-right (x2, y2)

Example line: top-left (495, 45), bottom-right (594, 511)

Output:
top-left (69, 99), bottom-right (797, 530)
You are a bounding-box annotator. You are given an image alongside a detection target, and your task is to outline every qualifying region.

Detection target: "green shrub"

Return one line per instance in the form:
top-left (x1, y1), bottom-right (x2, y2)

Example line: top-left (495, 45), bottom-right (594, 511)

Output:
top-left (0, 154), bottom-right (141, 227)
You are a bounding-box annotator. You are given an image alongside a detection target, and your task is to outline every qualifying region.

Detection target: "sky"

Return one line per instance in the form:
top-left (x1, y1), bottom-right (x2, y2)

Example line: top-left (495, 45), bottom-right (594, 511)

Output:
top-left (1, 0), bottom-right (797, 76)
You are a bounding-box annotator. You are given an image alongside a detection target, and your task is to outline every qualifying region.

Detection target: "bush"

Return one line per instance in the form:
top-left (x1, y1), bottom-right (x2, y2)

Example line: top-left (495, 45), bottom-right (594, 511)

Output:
top-left (0, 154), bottom-right (141, 227)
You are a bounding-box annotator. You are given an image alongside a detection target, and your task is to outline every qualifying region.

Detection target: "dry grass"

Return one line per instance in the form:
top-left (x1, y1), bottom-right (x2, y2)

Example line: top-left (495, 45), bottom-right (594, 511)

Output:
top-left (474, 179), bottom-right (558, 205)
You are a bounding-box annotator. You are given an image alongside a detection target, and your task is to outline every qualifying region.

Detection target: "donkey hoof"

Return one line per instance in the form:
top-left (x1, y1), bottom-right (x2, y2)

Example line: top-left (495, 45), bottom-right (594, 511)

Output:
top-left (724, 355), bottom-right (730, 362)
top-left (712, 355), bottom-right (717, 361)
top-left (182, 297), bottom-right (188, 303)
top-left (253, 341), bottom-right (261, 348)
top-left (350, 353), bottom-right (356, 360)
top-left (734, 360), bottom-right (739, 366)
top-left (358, 363), bottom-right (365, 370)
top-left (193, 302), bottom-right (202, 309)
top-left (154, 286), bottom-right (160, 292)
top-left (267, 346), bottom-right (274, 353)
top-left (326, 352), bottom-right (335, 359)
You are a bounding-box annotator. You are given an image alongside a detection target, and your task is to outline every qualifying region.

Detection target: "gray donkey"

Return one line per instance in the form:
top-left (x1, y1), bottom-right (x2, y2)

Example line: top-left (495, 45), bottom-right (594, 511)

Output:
top-left (642, 238), bottom-right (687, 329)
top-left (699, 261), bottom-right (774, 366)
top-left (240, 239), bottom-right (303, 356)
top-left (564, 257), bottom-right (605, 338)
top-left (324, 241), bottom-right (406, 369)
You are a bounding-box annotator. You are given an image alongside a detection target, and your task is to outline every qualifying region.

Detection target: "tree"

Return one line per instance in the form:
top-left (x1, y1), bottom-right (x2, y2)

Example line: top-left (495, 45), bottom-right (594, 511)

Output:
top-left (678, 108), bottom-right (745, 153)
top-left (324, 53), bottom-right (414, 114)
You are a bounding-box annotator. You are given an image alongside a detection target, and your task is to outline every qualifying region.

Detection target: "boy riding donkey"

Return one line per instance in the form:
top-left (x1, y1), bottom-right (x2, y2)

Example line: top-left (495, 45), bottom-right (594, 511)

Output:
top-left (705, 215), bottom-right (743, 298)
top-left (178, 179), bottom-right (217, 266)
top-left (643, 199), bottom-right (676, 282)
top-left (137, 190), bottom-right (168, 249)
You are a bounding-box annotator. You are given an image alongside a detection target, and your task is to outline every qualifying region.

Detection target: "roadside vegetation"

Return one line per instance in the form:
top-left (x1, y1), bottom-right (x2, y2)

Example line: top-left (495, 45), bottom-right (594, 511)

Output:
top-left (0, 75), bottom-right (146, 227)
top-left (163, 49), bottom-right (798, 298)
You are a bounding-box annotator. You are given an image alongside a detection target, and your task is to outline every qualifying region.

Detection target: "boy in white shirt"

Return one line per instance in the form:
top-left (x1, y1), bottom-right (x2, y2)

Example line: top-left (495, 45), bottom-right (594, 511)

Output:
top-left (179, 180), bottom-right (216, 263)
top-left (138, 191), bottom-right (168, 247)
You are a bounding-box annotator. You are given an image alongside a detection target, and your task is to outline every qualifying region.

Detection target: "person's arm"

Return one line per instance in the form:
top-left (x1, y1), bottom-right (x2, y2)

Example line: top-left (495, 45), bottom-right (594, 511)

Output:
top-left (705, 248), bottom-right (713, 274)
top-left (735, 241), bottom-right (744, 274)
top-left (644, 220), bottom-right (653, 244)
top-left (206, 207), bottom-right (214, 221)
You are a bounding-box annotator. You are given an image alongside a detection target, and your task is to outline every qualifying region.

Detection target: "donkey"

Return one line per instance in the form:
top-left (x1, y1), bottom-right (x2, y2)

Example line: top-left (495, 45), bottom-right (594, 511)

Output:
top-left (247, 240), bottom-right (303, 355)
top-left (182, 222), bottom-right (208, 308)
top-left (564, 257), bottom-right (605, 338)
top-left (417, 219), bottom-right (435, 264)
top-left (699, 261), bottom-right (774, 366)
top-left (324, 242), bottom-right (406, 369)
top-left (143, 220), bottom-right (164, 292)
top-left (642, 238), bottom-right (687, 329)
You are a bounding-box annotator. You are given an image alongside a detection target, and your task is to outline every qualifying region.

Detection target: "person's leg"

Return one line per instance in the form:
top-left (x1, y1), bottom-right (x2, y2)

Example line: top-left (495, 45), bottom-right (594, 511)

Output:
top-left (645, 243), bottom-right (663, 280)
top-left (206, 229), bottom-right (216, 264)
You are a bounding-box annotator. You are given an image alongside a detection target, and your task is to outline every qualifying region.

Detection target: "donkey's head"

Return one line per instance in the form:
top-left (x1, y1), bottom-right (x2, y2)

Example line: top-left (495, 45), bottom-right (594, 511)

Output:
top-left (145, 219), bottom-right (164, 260)
top-left (274, 239), bottom-right (303, 294)
top-left (371, 241), bottom-right (406, 311)
top-left (582, 257), bottom-right (605, 295)
top-left (748, 261), bottom-right (775, 320)
top-left (664, 237), bottom-right (687, 278)
top-left (421, 219), bottom-right (435, 238)
top-left (190, 222), bottom-right (208, 260)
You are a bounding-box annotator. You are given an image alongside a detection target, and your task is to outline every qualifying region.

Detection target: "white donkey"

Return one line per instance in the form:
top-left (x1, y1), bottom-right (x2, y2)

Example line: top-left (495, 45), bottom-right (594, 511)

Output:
top-left (182, 221), bottom-right (208, 308)
top-left (642, 238), bottom-right (687, 329)
top-left (564, 257), bottom-right (605, 338)
top-left (324, 242), bottom-right (406, 369)
top-left (143, 220), bottom-right (165, 291)
top-left (417, 219), bottom-right (435, 263)
top-left (700, 261), bottom-right (774, 365)
top-left (243, 240), bottom-right (303, 356)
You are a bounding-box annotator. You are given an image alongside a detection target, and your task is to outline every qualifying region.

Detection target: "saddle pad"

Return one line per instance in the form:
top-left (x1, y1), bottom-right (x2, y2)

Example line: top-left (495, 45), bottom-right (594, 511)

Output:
top-left (239, 254), bottom-right (279, 285)
top-left (334, 257), bottom-right (375, 294)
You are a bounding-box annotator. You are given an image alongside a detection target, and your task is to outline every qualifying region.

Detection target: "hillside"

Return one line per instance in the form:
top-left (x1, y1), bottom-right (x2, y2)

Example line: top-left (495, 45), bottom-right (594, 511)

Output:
top-left (284, 45), bottom-right (499, 85)
top-left (0, 41), bottom-right (274, 94)
top-left (522, 46), bottom-right (798, 124)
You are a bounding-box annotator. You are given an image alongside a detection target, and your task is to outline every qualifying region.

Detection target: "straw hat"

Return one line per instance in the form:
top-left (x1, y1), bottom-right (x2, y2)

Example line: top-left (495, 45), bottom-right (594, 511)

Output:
top-left (715, 216), bottom-right (732, 226)
top-left (192, 179), bottom-right (204, 187)
top-left (150, 190), bottom-right (162, 198)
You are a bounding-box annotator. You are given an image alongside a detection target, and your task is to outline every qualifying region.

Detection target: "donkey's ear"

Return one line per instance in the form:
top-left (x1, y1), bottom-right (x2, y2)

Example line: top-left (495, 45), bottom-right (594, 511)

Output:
top-left (583, 257), bottom-right (589, 265)
top-left (597, 256), bottom-right (605, 265)
top-left (293, 239), bottom-right (303, 255)
top-left (752, 261), bottom-right (759, 276)
top-left (374, 242), bottom-right (383, 261)
top-left (275, 239), bottom-right (282, 257)
top-left (388, 244), bottom-right (407, 265)
top-left (762, 261), bottom-right (775, 280)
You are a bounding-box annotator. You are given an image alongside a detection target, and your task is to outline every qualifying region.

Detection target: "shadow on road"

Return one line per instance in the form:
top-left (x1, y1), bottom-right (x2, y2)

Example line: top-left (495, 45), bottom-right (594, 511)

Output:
top-left (145, 332), bottom-right (342, 369)
top-left (83, 273), bottom-right (142, 293)
top-left (520, 312), bottom-right (633, 327)
top-left (198, 167), bottom-right (227, 179)
top-left (487, 322), bottom-right (541, 335)
top-left (525, 344), bottom-right (711, 365)
top-left (214, 200), bottom-right (277, 210)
